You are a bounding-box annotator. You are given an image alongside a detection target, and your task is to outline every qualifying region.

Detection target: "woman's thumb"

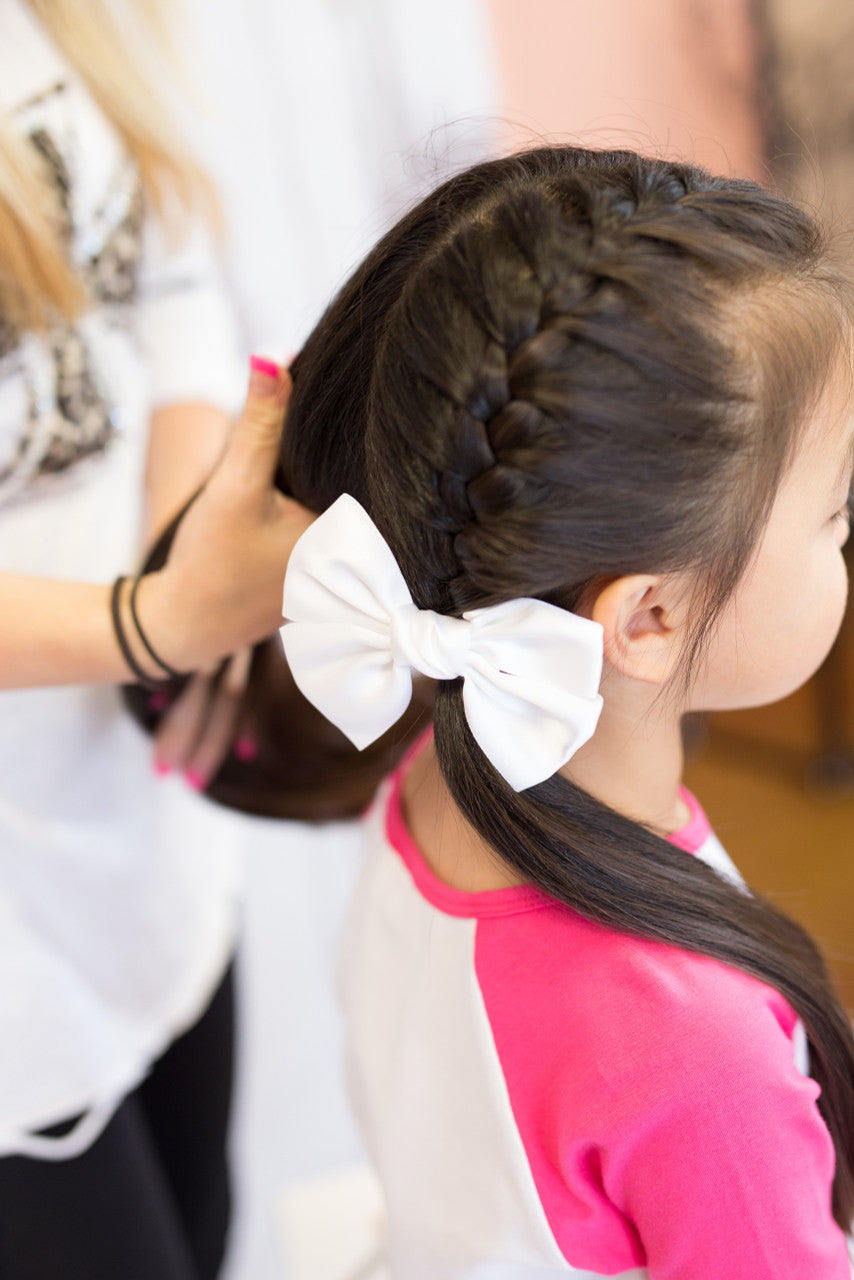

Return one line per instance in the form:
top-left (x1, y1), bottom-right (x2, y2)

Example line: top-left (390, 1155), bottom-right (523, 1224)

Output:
top-left (223, 356), bottom-right (290, 488)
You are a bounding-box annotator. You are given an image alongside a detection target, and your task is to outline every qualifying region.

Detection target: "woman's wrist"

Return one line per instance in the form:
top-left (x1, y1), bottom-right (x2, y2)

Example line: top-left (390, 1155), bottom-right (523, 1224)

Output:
top-left (129, 569), bottom-right (210, 676)
top-left (108, 574), bottom-right (193, 686)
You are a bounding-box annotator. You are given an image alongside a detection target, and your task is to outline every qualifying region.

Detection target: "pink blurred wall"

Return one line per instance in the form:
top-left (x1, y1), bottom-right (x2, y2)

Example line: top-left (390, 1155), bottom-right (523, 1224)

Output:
top-left (487, 0), bottom-right (764, 179)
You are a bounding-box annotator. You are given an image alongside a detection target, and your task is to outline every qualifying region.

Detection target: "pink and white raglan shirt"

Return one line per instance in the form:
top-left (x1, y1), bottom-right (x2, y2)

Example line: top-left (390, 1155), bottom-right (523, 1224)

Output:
top-left (340, 763), bottom-right (854, 1279)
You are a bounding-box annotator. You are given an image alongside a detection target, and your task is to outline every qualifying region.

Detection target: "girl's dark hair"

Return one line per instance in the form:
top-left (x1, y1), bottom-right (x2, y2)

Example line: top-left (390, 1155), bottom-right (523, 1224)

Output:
top-left (282, 146), bottom-right (854, 1226)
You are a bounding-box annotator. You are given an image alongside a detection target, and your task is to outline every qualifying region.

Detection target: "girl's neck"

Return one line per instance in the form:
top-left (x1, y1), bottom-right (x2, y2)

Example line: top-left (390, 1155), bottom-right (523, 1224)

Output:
top-left (401, 676), bottom-right (690, 894)
top-left (563, 675), bottom-right (690, 836)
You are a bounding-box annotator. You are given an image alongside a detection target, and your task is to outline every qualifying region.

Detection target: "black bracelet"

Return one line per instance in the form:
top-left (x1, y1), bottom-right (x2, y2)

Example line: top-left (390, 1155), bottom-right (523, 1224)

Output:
top-left (110, 576), bottom-right (171, 689)
top-left (128, 574), bottom-right (188, 681)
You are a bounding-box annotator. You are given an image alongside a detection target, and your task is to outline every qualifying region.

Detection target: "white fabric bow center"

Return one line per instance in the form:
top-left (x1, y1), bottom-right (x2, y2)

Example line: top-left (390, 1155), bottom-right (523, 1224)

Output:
top-left (281, 494), bottom-right (604, 791)
top-left (390, 604), bottom-right (470, 679)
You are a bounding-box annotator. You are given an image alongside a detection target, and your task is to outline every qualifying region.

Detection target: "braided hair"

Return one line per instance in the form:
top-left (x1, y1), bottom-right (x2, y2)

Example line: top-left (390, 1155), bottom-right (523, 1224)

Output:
top-left (283, 146), bottom-right (854, 1226)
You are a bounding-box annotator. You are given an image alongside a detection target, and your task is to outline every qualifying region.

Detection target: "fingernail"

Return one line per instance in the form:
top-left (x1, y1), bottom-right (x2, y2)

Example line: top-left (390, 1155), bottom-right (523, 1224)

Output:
top-left (148, 691), bottom-right (168, 713)
top-left (249, 355), bottom-right (280, 397)
top-left (234, 735), bottom-right (258, 762)
top-left (153, 760), bottom-right (172, 777)
top-left (250, 354), bottom-right (279, 378)
top-left (184, 769), bottom-right (207, 791)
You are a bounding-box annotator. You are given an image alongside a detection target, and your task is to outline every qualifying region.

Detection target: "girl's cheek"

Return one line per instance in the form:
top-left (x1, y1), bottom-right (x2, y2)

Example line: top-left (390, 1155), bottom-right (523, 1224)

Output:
top-left (834, 515), bottom-right (851, 550)
top-left (814, 552), bottom-right (848, 654)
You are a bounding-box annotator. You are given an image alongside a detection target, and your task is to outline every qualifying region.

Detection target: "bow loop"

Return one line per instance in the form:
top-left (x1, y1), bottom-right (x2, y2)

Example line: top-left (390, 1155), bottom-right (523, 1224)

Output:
top-left (282, 495), bottom-right (604, 791)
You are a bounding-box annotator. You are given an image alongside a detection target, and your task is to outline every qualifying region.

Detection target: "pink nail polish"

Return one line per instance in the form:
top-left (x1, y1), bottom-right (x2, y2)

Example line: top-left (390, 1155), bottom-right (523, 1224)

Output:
top-left (184, 769), bottom-right (207, 791)
top-left (153, 760), bottom-right (172, 776)
top-left (148, 691), bottom-right (168, 713)
top-left (234, 735), bottom-right (258, 762)
top-left (249, 354), bottom-right (279, 379)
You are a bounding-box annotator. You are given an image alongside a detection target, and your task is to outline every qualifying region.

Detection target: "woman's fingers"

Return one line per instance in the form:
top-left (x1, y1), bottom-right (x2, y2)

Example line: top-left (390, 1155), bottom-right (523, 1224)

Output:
top-left (153, 670), bottom-right (218, 775)
top-left (182, 647), bottom-right (253, 789)
top-left (152, 646), bottom-right (254, 787)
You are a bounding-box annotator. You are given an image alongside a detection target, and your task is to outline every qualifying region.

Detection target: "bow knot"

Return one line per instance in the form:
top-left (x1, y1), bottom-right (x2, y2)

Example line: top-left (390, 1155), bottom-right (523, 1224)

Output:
top-left (281, 495), bottom-right (604, 791)
top-left (390, 604), bottom-right (470, 680)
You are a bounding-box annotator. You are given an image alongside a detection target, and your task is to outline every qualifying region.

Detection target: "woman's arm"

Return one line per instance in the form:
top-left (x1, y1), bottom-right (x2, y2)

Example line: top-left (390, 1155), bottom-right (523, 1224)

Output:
top-left (144, 400), bottom-right (231, 542)
top-left (0, 574), bottom-right (128, 687)
top-left (0, 364), bottom-right (309, 691)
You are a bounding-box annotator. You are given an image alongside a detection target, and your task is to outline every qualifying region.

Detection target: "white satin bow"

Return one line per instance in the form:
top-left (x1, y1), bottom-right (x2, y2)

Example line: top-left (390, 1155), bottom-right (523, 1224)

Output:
top-left (280, 494), bottom-right (604, 791)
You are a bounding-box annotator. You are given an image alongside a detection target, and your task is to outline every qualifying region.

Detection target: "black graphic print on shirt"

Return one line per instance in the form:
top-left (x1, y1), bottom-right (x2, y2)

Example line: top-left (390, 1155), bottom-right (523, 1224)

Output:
top-left (0, 82), bottom-right (144, 493)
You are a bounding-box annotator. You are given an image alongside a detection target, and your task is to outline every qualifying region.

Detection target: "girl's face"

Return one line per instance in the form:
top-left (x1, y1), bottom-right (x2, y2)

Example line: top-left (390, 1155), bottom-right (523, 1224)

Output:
top-left (691, 368), bottom-right (854, 713)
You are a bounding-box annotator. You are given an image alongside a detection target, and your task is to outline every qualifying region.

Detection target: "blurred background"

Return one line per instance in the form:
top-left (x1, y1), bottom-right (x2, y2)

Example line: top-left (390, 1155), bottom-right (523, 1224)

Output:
top-left (148, 2), bottom-right (854, 1276)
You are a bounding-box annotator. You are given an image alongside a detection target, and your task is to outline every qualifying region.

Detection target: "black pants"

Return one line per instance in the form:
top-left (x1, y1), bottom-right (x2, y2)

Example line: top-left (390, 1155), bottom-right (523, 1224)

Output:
top-left (0, 964), bottom-right (235, 1280)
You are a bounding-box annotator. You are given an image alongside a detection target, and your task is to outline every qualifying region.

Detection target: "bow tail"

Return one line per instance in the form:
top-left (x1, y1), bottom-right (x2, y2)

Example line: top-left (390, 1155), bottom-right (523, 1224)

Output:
top-left (462, 673), bottom-right (604, 792)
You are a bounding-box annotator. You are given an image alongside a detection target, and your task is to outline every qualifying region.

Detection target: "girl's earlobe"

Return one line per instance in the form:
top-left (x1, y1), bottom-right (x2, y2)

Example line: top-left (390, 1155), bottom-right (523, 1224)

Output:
top-left (591, 575), bottom-right (686, 685)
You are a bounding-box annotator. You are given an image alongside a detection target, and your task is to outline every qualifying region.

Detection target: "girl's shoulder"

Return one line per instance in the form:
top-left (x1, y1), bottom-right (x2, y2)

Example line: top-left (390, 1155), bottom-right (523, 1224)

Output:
top-left (371, 763), bottom-right (803, 1087)
top-left (473, 890), bottom-right (805, 1090)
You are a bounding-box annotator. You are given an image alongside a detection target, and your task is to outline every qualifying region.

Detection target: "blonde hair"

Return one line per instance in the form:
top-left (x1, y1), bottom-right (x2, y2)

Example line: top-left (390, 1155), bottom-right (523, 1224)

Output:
top-left (0, 0), bottom-right (217, 333)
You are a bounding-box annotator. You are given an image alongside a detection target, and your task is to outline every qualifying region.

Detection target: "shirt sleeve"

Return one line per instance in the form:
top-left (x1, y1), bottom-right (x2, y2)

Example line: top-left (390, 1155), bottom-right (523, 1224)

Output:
top-left (602, 979), bottom-right (851, 1280)
top-left (134, 212), bottom-right (245, 416)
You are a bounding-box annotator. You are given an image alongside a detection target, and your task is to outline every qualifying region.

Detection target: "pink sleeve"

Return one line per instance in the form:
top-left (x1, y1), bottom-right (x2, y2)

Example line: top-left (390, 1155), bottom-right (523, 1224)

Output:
top-left (475, 911), bottom-right (850, 1279)
top-left (602, 986), bottom-right (849, 1279)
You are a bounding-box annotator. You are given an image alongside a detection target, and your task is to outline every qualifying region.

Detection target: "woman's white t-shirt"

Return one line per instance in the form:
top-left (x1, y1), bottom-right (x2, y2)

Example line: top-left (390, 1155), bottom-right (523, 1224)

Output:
top-left (0, 0), bottom-right (245, 1155)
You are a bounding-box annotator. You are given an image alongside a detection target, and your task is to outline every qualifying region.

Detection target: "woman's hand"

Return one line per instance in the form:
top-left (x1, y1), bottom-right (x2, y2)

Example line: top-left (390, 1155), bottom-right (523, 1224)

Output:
top-left (0, 360), bottom-right (314, 692)
top-left (136, 361), bottom-right (314, 674)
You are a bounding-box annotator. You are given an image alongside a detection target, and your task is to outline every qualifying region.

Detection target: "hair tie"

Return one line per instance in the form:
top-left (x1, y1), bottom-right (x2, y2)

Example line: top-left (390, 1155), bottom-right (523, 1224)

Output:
top-left (110, 576), bottom-right (171, 690)
top-left (280, 494), bottom-right (604, 791)
top-left (128, 575), bottom-right (189, 681)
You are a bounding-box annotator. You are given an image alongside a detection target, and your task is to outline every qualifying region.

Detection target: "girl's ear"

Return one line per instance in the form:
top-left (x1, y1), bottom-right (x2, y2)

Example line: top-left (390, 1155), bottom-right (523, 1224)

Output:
top-left (590, 575), bottom-right (688, 685)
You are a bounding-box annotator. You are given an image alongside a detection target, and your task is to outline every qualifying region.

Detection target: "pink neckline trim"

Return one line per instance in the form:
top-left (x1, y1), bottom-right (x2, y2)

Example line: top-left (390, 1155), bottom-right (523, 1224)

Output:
top-left (383, 740), bottom-right (713, 920)
top-left (384, 765), bottom-right (550, 918)
top-left (671, 785), bottom-right (712, 853)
